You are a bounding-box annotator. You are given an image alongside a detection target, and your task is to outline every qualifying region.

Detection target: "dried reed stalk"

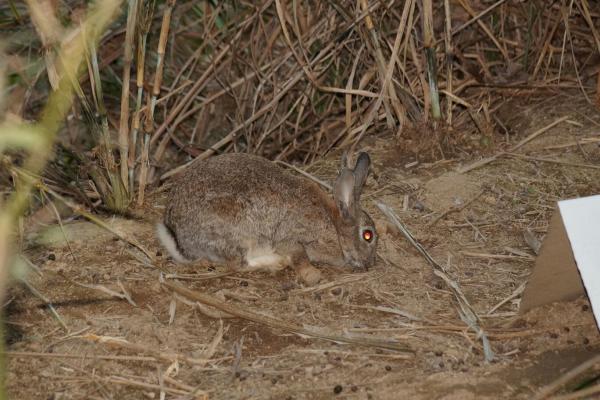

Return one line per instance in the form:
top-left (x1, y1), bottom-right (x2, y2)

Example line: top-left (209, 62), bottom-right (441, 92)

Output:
top-left (118, 0), bottom-right (139, 192)
top-left (163, 280), bottom-right (414, 354)
top-left (129, 0), bottom-right (156, 192)
top-left (82, 333), bottom-right (217, 366)
top-left (87, 38), bottom-right (129, 212)
top-left (422, 0), bottom-right (441, 120)
top-left (376, 201), bottom-right (494, 362)
top-left (138, 0), bottom-right (176, 205)
top-left (358, 0), bottom-right (397, 129)
top-left (443, 0), bottom-right (454, 124)
top-left (9, 0), bottom-right (600, 214)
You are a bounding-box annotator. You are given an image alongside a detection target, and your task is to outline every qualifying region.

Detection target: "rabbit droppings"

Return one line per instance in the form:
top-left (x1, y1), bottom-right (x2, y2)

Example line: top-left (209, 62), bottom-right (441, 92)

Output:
top-left (157, 152), bottom-right (377, 285)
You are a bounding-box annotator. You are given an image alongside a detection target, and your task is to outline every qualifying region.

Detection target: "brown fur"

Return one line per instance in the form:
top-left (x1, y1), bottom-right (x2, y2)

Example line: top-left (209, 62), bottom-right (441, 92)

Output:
top-left (158, 153), bottom-right (377, 277)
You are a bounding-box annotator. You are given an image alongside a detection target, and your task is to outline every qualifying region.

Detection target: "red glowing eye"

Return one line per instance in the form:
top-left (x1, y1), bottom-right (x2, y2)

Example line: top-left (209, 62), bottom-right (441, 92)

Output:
top-left (362, 229), bottom-right (373, 242)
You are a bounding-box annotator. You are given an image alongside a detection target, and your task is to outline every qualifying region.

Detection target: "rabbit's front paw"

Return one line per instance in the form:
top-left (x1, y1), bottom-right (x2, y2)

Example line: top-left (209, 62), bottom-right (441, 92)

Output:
top-left (296, 263), bottom-right (322, 286)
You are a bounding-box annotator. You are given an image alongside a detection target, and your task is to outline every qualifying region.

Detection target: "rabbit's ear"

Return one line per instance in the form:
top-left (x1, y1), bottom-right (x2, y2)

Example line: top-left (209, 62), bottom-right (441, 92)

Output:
top-left (334, 169), bottom-right (358, 221)
top-left (352, 152), bottom-right (371, 196)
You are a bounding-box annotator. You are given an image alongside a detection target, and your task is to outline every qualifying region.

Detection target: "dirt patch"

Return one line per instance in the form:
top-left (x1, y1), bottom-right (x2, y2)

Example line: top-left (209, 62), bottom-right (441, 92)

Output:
top-left (423, 171), bottom-right (481, 212)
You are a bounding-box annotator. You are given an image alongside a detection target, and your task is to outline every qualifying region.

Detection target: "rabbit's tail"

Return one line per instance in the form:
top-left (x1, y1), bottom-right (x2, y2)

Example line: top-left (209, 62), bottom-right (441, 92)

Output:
top-left (156, 222), bottom-right (190, 263)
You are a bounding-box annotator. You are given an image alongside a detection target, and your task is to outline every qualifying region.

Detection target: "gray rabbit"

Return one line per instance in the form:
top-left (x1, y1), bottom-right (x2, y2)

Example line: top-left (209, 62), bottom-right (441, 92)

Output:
top-left (157, 152), bottom-right (377, 284)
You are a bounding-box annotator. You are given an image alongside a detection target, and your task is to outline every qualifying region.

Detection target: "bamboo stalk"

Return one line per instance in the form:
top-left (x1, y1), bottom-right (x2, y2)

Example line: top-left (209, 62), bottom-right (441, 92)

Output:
top-left (129, 0), bottom-right (156, 193)
top-left (443, 0), bottom-right (454, 124)
top-left (422, 0), bottom-right (441, 121)
top-left (118, 0), bottom-right (139, 193)
top-left (88, 39), bottom-right (129, 212)
top-left (137, 0), bottom-right (176, 205)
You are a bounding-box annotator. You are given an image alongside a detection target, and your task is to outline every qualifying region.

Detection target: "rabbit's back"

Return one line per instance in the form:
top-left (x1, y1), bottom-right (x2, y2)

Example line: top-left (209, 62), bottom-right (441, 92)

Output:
top-left (163, 153), bottom-right (338, 263)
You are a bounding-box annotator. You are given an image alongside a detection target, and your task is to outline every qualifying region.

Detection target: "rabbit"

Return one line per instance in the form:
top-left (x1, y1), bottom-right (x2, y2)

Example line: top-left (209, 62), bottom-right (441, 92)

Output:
top-left (157, 151), bottom-right (377, 285)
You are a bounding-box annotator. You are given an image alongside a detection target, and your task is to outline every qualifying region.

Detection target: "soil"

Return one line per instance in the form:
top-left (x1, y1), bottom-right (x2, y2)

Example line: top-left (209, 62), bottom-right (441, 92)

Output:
top-left (6, 95), bottom-right (600, 399)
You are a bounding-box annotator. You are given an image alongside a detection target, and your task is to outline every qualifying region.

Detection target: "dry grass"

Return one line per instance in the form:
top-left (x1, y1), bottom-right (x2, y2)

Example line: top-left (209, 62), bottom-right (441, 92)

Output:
top-left (4, 0), bottom-right (600, 210)
top-left (1, 0), bottom-right (600, 399)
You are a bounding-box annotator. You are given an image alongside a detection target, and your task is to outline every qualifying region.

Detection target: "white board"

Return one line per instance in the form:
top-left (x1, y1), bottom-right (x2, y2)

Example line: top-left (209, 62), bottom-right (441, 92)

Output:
top-left (559, 195), bottom-right (600, 328)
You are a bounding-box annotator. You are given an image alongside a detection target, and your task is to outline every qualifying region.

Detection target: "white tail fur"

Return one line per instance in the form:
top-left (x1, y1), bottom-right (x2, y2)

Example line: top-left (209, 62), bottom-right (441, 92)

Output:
top-left (156, 223), bottom-right (190, 263)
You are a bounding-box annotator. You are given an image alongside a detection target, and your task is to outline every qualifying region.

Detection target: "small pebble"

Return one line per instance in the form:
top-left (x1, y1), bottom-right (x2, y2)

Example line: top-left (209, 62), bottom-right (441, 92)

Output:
top-left (582, 304), bottom-right (589, 312)
top-left (385, 365), bottom-right (392, 371)
top-left (583, 337), bottom-right (590, 345)
top-left (333, 385), bottom-right (343, 395)
top-left (331, 287), bottom-right (342, 296)
top-left (414, 200), bottom-right (425, 212)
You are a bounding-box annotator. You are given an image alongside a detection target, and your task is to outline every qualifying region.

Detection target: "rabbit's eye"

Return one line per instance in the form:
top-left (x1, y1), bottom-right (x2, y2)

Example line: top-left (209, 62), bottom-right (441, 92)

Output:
top-left (362, 229), bottom-right (374, 242)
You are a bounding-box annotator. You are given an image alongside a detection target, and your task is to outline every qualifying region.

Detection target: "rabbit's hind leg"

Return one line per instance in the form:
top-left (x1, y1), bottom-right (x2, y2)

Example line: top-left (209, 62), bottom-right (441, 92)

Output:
top-left (274, 242), bottom-right (322, 285)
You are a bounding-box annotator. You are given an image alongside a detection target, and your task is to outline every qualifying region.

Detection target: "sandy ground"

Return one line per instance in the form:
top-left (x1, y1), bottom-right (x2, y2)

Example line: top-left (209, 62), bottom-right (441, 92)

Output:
top-left (5, 95), bottom-right (600, 399)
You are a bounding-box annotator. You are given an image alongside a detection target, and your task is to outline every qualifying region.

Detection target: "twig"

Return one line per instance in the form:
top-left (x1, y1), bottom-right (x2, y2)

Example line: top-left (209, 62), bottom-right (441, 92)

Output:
top-left (162, 280), bottom-right (413, 354)
top-left (549, 384), bottom-right (600, 400)
top-left (458, 115), bottom-right (570, 173)
top-left (20, 279), bottom-right (69, 332)
top-left (534, 354), bottom-right (600, 399)
top-left (486, 282), bottom-right (526, 315)
top-left (6, 351), bottom-right (162, 363)
top-left (376, 201), bottom-right (494, 362)
top-left (276, 161), bottom-right (332, 191)
top-left (81, 333), bottom-right (219, 366)
top-left (504, 153), bottom-right (600, 170)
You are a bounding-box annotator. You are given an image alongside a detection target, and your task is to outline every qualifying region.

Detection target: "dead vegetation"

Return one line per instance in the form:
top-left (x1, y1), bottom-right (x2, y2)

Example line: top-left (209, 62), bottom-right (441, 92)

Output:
top-left (1, 0), bottom-right (600, 399)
